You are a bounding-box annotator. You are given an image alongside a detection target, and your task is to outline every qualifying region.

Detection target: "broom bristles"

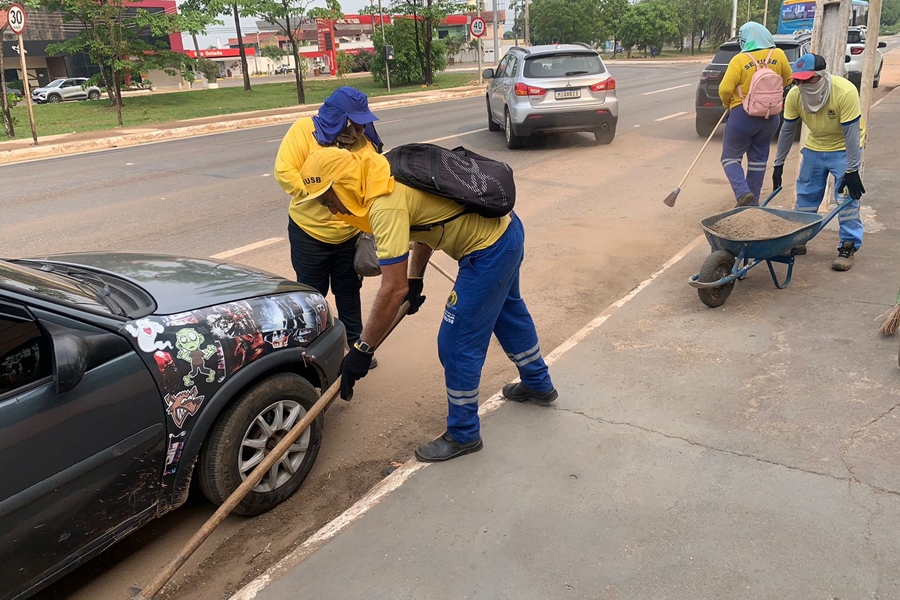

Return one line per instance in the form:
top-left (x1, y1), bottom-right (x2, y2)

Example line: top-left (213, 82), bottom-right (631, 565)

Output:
top-left (663, 188), bottom-right (680, 207)
top-left (878, 303), bottom-right (900, 335)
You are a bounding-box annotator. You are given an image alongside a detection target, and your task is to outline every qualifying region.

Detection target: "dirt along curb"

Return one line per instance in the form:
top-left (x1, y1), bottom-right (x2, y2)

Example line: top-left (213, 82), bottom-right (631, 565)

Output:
top-left (0, 87), bottom-right (486, 166)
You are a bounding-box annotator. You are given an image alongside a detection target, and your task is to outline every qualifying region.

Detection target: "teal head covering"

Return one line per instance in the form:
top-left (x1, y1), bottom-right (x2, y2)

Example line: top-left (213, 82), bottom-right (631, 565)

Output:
top-left (738, 22), bottom-right (775, 51)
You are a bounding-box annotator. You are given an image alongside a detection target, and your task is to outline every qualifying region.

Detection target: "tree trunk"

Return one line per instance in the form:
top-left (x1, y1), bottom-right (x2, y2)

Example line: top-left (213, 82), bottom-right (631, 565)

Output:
top-left (113, 68), bottom-right (124, 126)
top-left (412, 7), bottom-right (424, 80)
top-left (290, 40), bottom-right (306, 105)
top-left (423, 17), bottom-right (433, 85)
top-left (691, 20), bottom-right (696, 55)
top-left (233, 4), bottom-right (252, 92)
top-left (0, 40), bottom-right (14, 138)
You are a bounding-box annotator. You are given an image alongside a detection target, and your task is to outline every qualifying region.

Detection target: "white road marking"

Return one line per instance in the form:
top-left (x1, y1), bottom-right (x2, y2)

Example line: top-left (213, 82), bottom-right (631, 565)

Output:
top-left (643, 83), bottom-right (691, 96)
top-left (261, 173), bottom-right (271, 177)
top-left (210, 237), bottom-right (285, 259)
top-left (266, 139), bottom-right (282, 143)
top-left (377, 119), bottom-right (403, 125)
top-left (420, 128), bottom-right (489, 144)
top-left (655, 111), bottom-right (689, 122)
top-left (227, 232), bottom-right (708, 600)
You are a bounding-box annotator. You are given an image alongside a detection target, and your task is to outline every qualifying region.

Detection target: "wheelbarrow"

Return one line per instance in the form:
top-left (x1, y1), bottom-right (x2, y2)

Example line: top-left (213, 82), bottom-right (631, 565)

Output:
top-left (689, 187), bottom-right (855, 308)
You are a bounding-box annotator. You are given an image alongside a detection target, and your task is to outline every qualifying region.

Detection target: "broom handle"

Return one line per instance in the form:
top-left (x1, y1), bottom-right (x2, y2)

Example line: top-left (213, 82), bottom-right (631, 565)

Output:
top-left (427, 258), bottom-right (458, 284)
top-left (677, 109), bottom-right (728, 189)
top-left (136, 302), bottom-right (410, 600)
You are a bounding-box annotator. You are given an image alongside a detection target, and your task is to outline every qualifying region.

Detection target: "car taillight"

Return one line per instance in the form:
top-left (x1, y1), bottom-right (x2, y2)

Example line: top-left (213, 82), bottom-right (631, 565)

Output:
top-left (700, 69), bottom-right (722, 81)
top-left (589, 77), bottom-right (616, 92)
top-left (515, 82), bottom-right (546, 96)
top-left (850, 46), bottom-right (864, 55)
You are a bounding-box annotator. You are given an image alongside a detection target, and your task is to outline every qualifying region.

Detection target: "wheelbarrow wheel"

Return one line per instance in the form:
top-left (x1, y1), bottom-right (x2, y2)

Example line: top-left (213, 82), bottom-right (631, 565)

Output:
top-left (697, 250), bottom-right (736, 308)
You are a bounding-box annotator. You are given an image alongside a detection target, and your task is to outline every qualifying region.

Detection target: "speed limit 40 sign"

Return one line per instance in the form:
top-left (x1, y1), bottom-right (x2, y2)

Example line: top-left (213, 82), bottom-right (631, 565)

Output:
top-left (6, 4), bottom-right (27, 35)
top-left (469, 17), bottom-right (486, 38)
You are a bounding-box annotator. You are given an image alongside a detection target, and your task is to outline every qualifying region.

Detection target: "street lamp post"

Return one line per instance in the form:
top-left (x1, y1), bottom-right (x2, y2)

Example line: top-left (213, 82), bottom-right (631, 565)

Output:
top-left (375, 0), bottom-right (391, 92)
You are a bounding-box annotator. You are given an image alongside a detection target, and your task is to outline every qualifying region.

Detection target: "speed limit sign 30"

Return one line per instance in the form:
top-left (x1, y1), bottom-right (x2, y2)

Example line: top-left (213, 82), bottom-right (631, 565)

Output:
top-left (6, 3), bottom-right (27, 35)
top-left (469, 17), bottom-right (486, 38)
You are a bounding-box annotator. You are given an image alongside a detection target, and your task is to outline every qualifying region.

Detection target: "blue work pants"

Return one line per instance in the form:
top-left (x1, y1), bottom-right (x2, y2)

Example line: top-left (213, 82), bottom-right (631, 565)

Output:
top-left (795, 147), bottom-right (863, 249)
top-left (437, 213), bottom-right (553, 444)
top-left (720, 106), bottom-right (780, 204)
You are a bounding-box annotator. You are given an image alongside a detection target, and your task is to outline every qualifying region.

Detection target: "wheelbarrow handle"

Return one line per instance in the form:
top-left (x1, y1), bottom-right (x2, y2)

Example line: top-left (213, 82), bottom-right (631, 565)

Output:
top-left (815, 195), bottom-right (857, 235)
top-left (759, 186), bottom-right (783, 208)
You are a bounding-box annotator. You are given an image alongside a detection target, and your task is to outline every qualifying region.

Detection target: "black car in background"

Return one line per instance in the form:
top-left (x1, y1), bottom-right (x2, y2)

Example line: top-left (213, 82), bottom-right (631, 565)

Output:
top-left (0, 253), bottom-right (345, 600)
top-left (695, 33), bottom-right (812, 137)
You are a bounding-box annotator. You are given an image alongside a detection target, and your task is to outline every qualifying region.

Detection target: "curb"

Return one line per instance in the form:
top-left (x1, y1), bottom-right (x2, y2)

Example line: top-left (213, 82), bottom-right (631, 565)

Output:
top-left (0, 88), bottom-right (486, 166)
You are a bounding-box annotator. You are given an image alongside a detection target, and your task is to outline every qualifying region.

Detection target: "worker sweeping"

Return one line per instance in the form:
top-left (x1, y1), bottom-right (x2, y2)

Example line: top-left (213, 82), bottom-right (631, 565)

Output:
top-left (771, 53), bottom-right (866, 271)
top-left (719, 21), bottom-right (793, 207)
top-left (296, 147), bottom-right (557, 462)
top-left (274, 87), bottom-right (384, 365)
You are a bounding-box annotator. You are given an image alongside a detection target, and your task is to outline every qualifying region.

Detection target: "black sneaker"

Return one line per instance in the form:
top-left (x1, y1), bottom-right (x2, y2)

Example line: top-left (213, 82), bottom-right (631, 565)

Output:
top-left (369, 355), bottom-right (378, 369)
top-left (502, 382), bottom-right (558, 406)
top-left (735, 192), bottom-right (756, 207)
top-left (832, 242), bottom-right (856, 271)
top-left (414, 432), bottom-right (483, 462)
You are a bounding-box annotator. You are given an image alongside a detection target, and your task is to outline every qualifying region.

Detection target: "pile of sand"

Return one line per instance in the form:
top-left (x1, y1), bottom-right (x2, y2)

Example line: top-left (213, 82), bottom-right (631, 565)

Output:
top-left (709, 209), bottom-right (801, 240)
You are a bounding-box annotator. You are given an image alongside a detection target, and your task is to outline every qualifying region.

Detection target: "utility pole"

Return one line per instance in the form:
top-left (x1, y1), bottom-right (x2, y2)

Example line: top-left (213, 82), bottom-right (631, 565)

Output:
top-left (731, 0), bottom-right (737, 37)
top-left (492, 0), bottom-right (499, 64)
top-left (524, 0), bottom-right (529, 46)
top-left (859, 0), bottom-right (882, 176)
top-left (477, 1), bottom-right (483, 85)
top-left (376, 0), bottom-right (391, 92)
top-left (763, 0), bottom-right (769, 28)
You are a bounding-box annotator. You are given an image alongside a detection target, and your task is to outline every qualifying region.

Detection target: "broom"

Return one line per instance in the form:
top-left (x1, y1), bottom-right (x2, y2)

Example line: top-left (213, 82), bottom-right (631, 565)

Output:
top-left (877, 286), bottom-right (900, 335)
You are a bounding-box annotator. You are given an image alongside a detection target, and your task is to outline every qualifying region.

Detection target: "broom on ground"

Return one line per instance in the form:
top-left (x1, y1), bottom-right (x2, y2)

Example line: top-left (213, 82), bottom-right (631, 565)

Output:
top-left (878, 287), bottom-right (900, 335)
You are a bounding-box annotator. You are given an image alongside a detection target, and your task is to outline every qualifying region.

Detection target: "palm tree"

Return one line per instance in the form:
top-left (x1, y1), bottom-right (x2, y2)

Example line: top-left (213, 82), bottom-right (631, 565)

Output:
top-left (444, 35), bottom-right (464, 65)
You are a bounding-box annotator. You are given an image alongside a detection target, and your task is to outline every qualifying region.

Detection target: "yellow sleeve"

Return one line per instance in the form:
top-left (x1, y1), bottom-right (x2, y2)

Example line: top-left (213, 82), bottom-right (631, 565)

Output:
top-left (368, 203), bottom-right (411, 266)
top-left (274, 120), bottom-right (313, 198)
top-left (719, 58), bottom-right (743, 107)
top-left (838, 83), bottom-right (862, 124)
top-left (783, 87), bottom-right (801, 121)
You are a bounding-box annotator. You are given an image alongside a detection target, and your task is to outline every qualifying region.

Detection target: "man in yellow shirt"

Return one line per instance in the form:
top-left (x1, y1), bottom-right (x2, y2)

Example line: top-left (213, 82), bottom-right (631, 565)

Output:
top-left (297, 147), bottom-right (557, 463)
top-left (718, 22), bottom-right (793, 207)
top-left (772, 54), bottom-right (866, 271)
top-left (274, 87), bottom-right (384, 363)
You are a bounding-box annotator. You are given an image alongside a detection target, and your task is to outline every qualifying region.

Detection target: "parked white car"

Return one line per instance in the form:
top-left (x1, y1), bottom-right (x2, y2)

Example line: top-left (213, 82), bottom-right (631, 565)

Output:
top-left (31, 77), bottom-right (102, 104)
top-left (845, 26), bottom-right (886, 89)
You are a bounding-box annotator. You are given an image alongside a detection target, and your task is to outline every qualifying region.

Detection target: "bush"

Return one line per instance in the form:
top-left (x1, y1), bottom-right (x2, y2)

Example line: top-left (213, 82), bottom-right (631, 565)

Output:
top-left (197, 59), bottom-right (220, 83)
top-left (336, 50), bottom-right (355, 78)
top-left (353, 50), bottom-right (376, 73)
top-left (371, 20), bottom-right (447, 86)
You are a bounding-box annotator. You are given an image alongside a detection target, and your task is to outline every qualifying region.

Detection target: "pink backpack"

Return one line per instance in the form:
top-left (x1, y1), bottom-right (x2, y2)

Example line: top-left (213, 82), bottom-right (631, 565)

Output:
top-left (737, 50), bottom-right (784, 118)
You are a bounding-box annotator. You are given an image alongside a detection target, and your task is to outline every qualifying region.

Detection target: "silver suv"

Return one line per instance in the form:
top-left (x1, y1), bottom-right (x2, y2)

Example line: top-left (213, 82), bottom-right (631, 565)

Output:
top-left (32, 78), bottom-right (102, 104)
top-left (484, 44), bottom-right (618, 148)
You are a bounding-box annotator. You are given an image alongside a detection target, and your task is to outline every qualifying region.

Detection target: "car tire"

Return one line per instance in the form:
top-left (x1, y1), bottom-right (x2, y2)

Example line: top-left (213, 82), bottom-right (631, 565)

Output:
top-left (593, 125), bottom-right (616, 145)
top-left (88, 90), bottom-right (100, 100)
top-left (695, 117), bottom-right (716, 138)
top-left (47, 94), bottom-right (62, 104)
top-left (487, 99), bottom-right (501, 132)
top-left (505, 109), bottom-right (525, 149)
top-left (198, 372), bottom-right (323, 516)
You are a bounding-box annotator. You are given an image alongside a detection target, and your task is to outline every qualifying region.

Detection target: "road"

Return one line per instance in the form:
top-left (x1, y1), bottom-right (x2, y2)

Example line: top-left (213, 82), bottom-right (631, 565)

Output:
top-left (5, 50), bottom-right (897, 600)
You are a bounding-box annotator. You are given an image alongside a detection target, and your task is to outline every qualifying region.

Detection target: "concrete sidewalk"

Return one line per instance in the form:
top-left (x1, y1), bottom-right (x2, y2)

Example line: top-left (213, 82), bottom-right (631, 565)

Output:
top-left (231, 92), bottom-right (900, 598)
top-left (0, 84), bottom-right (483, 165)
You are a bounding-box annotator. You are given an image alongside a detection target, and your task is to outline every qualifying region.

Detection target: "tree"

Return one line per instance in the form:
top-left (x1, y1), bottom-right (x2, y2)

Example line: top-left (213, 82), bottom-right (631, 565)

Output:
top-left (530, 0), bottom-right (605, 45)
top-left (43, 0), bottom-right (193, 126)
top-left (616, 0), bottom-right (679, 57)
top-left (600, 0), bottom-right (630, 56)
top-left (253, 0), bottom-right (342, 104)
top-left (259, 42), bottom-right (289, 63)
top-left (388, 0), bottom-right (460, 86)
top-left (371, 18), bottom-right (447, 86)
top-left (178, 0), bottom-right (224, 68)
top-left (443, 34), bottom-right (463, 63)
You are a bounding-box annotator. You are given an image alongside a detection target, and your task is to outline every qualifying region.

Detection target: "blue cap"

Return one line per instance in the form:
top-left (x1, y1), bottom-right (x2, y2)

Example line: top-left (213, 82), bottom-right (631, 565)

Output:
top-left (792, 53), bottom-right (827, 80)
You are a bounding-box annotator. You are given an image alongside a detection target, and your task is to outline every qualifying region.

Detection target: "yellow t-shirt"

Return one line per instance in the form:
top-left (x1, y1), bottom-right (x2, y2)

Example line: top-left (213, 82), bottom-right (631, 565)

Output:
top-left (274, 118), bottom-right (378, 244)
top-left (719, 47), bottom-right (793, 109)
top-left (361, 183), bottom-right (510, 264)
top-left (783, 76), bottom-right (866, 152)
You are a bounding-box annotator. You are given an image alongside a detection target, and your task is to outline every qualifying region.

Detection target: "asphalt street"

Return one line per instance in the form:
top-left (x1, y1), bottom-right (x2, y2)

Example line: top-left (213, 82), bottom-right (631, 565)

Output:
top-left (0, 63), bottom-right (704, 260)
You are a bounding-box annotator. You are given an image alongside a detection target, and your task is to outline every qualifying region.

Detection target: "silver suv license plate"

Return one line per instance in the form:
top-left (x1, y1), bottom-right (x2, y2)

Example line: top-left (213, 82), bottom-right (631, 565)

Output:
top-left (554, 89), bottom-right (581, 100)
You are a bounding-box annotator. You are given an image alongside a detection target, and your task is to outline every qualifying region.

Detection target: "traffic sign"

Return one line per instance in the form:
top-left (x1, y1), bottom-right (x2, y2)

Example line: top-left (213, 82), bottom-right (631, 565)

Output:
top-left (469, 17), bottom-right (486, 38)
top-left (7, 4), bottom-right (26, 35)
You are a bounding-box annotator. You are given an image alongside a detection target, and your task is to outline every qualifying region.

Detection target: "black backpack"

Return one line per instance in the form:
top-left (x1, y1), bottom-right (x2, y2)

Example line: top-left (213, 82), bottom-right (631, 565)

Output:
top-left (384, 143), bottom-right (516, 230)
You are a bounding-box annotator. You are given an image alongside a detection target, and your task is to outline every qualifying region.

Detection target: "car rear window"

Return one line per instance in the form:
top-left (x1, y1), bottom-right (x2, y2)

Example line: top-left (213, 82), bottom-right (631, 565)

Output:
top-left (712, 44), bottom-right (801, 64)
top-left (848, 31), bottom-right (865, 44)
top-left (524, 53), bottom-right (605, 79)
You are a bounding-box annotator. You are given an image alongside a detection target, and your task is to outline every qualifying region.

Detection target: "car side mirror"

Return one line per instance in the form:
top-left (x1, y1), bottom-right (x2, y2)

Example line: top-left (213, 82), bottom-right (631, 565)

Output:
top-left (51, 332), bottom-right (89, 394)
top-left (483, 68), bottom-right (494, 79)
top-left (878, 41), bottom-right (887, 48)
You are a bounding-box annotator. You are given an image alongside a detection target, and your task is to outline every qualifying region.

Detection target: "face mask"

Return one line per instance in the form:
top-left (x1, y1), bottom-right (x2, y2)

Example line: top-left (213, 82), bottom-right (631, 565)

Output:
top-left (799, 72), bottom-right (832, 114)
top-left (335, 121), bottom-right (364, 147)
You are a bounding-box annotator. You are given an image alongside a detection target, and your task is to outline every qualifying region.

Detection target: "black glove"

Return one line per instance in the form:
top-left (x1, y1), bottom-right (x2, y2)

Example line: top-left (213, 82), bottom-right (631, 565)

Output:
top-left (405, 277), bottom-right (426, 315)
top-left (772, 164), bottom-right (783, 190)
top-left (839, 170), bottom-right (865, 200)
top-left (339, 345), bottom-right (373, 401)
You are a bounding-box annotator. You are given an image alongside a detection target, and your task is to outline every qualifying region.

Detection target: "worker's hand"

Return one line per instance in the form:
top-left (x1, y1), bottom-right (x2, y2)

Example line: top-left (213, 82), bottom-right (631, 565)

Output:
top-left (840, 170), bottom-right (865, 200)
top-left (339, 345), bottom-right (373, 401)
top-left (772, 164), bottom-right (784, 190)
top-left (405, 277), bottom-right (426, 315)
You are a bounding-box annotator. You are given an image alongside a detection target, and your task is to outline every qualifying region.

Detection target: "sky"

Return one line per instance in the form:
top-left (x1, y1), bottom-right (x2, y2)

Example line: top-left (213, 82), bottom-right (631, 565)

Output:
top-left (177, 0), bottom-right (377, 49)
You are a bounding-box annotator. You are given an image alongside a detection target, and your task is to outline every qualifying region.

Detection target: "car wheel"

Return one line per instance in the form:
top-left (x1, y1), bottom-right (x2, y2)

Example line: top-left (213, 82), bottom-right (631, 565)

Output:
top-left (593, 125), bottom-right (616, 145)
top-left (88, 90), bottom-right (100, 100)
top-left (695, 117), bottom-right (716, 138)
top-left (47, 94), bottom-right (62, 104)
top-left (505, 109), bottom-right (525, 149)
top-left (487, 98), bottom-right (501, 132)
top-left (198, 372), bottom-right (323, 516)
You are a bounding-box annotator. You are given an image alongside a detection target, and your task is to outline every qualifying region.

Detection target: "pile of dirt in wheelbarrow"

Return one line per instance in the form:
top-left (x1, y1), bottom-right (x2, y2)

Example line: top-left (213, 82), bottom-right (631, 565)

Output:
top-left (709, 209), bottom-right (801, 240)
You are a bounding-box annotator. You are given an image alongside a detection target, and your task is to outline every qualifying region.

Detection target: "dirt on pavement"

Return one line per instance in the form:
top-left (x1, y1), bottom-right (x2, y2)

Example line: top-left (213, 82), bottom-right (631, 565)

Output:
top-left (710, 209), bottom-right (802, 239)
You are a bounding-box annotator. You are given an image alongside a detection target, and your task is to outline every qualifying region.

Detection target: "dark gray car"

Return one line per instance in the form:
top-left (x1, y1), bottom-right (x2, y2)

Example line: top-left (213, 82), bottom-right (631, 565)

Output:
top-left (0, 253), bottom-right (345, 600)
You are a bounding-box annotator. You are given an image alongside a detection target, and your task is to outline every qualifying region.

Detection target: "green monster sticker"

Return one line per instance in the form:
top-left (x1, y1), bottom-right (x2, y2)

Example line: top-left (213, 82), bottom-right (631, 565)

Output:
top-left (175, 328), bottom-right (217, 386)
